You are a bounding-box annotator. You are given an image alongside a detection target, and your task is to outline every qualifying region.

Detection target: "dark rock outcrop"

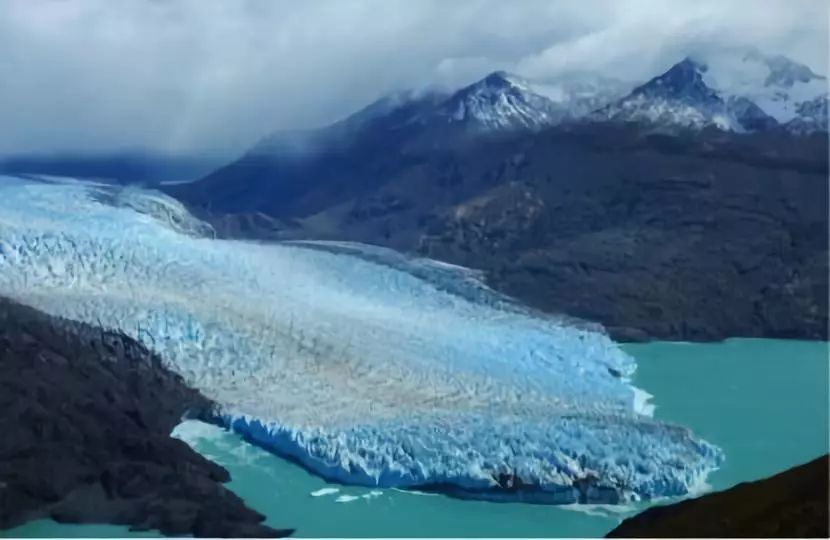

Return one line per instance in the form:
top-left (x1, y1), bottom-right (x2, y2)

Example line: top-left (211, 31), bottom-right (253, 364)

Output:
top-left (607, 455), bottom-right (829, 538)
top-left (0, 297), bottom-right (293, 537)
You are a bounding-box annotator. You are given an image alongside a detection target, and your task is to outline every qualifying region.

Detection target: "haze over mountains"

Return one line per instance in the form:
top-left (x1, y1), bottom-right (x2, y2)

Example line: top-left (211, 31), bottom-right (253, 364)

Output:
top-left (0, 152), bottom-right (225, 186)
top-left (280, 47), bottom-right (829, 139)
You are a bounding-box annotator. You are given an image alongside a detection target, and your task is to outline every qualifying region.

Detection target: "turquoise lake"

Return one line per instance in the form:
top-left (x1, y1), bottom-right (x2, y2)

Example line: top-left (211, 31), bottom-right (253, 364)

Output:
top-left (5, 338), bottom-right (828, 538)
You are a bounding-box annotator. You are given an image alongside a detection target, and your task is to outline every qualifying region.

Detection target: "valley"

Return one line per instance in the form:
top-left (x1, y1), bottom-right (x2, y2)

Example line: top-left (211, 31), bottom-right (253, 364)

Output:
top-left (1, 7), bottom-right (828, 535)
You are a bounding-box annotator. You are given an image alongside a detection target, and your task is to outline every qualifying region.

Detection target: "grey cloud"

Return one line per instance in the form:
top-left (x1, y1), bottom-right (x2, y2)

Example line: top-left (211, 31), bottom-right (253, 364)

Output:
top-left (0, 0), bottom-right (826, 157)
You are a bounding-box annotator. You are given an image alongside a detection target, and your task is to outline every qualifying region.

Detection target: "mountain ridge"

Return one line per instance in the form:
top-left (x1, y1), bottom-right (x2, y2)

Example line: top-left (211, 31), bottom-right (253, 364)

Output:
top-left (165, 48), bottom-right (828, 343)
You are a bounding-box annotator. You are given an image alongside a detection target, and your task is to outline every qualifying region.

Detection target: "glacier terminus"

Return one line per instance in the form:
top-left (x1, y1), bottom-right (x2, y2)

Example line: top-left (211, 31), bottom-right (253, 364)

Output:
top-left (0, 177), bottom-right (722, 504)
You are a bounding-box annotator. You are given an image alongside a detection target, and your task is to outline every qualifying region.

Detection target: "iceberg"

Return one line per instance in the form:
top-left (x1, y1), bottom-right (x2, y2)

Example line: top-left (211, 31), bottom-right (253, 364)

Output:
top-left (0, 177), bottom-right (722, 503)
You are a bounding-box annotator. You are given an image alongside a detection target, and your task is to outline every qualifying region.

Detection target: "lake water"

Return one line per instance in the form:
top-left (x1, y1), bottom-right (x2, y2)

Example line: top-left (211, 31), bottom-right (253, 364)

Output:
top-left (4, 339), bottom-right (828, 538)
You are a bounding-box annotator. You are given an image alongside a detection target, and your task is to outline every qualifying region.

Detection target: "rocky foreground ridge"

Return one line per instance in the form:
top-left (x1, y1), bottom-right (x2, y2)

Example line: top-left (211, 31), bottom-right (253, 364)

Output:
top-left (607, 454), bottom-right (829, 538)
top-left (0, 297), bottom-right (293, 537)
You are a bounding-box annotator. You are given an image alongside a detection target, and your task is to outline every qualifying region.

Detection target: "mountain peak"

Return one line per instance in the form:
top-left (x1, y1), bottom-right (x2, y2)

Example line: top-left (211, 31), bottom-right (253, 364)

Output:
top-left (632, 57), bottom-right (718, 104)
top-left (466, 71), bottom-right (531, 93)
top-left (697, 48), bottom-right (828, 125)
top-left (437, 71), bottom-right (558, 131)
top-left (593, 56), bottom-right (737, 131)
top-left (482, 70), bottom-right (514, 85)
top-left (677, 56), bottom-right (708, 72)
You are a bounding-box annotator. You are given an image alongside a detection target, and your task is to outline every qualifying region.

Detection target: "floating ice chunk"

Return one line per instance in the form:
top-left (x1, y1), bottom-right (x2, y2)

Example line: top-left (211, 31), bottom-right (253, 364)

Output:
top-left (0, 178), bottom-right (723, 504)
top-left (632, 388), bottom-right (656, 417)
top-left (171, 419), bottom-right (224, 444)
top-left (310, 488), bottom-right (340, 497)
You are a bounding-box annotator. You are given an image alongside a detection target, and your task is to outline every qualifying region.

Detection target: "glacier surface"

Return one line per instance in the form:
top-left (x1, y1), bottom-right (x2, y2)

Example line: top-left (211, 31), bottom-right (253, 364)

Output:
top-left (0, 177), bottom-right (722, 503)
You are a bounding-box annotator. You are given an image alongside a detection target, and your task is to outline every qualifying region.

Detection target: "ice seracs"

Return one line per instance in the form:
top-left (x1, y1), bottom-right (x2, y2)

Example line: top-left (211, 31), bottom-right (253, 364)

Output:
top-left (0, 177), bottom-right (722, 504)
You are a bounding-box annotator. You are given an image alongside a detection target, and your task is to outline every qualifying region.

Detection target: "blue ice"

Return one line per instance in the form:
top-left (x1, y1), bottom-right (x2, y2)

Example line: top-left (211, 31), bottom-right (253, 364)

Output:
top-left (0, 177), bottom-right (722, 503)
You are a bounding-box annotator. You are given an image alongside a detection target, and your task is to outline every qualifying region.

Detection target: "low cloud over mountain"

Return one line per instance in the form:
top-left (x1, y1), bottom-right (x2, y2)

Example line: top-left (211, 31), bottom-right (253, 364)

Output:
top-left (0, 0), bottom-right (826, 157)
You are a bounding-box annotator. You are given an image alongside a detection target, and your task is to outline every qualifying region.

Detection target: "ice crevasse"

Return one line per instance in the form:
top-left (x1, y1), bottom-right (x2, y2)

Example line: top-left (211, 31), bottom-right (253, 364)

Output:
top-left (0, 177), bottom-right (722, 503)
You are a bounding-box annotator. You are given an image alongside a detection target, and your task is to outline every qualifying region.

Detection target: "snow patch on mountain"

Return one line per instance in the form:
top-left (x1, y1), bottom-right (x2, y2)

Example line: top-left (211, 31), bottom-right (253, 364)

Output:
top-left (593, 58), bottom-right (742, 131)
top-left (437, 71), bottom-right (562, 131)
top-left (785, 95), bottom-right (829, 134)
top-left (702, 48), bottom-right (827, 124)
top-left (333, 71), bottom-right (629, 135)
top-left (592, 50), bottom-right (827, 133)
top-left (432, 70), bottom-right (631, 132)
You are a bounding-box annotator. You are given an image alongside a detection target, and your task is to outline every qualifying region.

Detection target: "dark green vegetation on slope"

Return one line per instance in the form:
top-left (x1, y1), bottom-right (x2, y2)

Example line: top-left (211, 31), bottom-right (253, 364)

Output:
top-left (0, 297), bottom-right (293, 538)
top-left (169, 122), bottom-right (829, 342)
top-left (607, 454), bottom-right (829, 538)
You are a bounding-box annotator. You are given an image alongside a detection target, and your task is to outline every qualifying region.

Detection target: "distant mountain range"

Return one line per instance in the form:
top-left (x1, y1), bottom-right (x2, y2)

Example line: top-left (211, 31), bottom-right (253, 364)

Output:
top-left (165, 48), bottom-right (828, 343)
top-left (241, 49), bottom-right (827, 163)
top-left (246, 47), bottom-right (826, 142)
top-left (170, 48), bottom-right (828, 217)
top-left (596, 52), bottom-right (827, 132)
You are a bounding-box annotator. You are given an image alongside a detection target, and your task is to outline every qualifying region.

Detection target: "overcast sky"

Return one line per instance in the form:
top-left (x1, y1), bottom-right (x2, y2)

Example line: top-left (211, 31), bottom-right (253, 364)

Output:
top-left (0, 0), bottom-right (827, 157)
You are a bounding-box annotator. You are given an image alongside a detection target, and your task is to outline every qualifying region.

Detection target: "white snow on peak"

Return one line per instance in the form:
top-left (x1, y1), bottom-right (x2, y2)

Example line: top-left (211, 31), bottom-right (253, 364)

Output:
top-left (435, 71), bottom-right (630, 132)
top-left (599, 93), bottom-right (741, 131)
top-left (592, 58), bottom-right (744, 131)
top-left (700, 48), bottom-right (828, 123)
top-left (440, 71), bottom-right (560, 130)
top-left (0, 178), bottom-right (722, 503)
top-left (592, 51), bottom-right (826, 133)
top-left (785, 95), bottom-right (829, 133)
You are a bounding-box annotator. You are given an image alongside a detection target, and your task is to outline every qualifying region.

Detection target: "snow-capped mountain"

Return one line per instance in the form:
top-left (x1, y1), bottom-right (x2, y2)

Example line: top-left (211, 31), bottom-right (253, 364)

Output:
top-left (328, 70), bottom-right (630, 136)
top-left (594, 58), bottom-right (750, 131)
top-left (435, 71), bottom-right (563, 131)
top-left (412, 50), bottom-right (826, 135)
top-left (703, 48), bottom-right (827, 126)
top-left (595, 50), bottom-right (827, 133)
top-left (425, 70), bottom-right (631, 132)
top-left (251, 48), bottom-right (825, 146)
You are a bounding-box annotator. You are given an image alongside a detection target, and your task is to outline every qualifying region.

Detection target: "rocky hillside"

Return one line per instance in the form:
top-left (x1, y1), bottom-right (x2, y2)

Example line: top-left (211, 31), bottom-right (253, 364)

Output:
top-left (168, 50), bottom-right (828, 342)
top-left (0, 297), bottom-right (293, 537)
top-left (179, 122), bottom-right (828, 342)
top-left (607, 454), bottom-right (829, 538)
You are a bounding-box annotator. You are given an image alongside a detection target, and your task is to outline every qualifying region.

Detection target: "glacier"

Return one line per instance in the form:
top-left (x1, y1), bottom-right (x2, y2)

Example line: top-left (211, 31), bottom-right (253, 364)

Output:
top-left (0, 176), bottom-right (722, 503)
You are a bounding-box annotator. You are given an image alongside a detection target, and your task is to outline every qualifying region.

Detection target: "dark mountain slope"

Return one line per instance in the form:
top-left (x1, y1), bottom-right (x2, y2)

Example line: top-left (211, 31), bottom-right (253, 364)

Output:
top-left (607, 454), bottom-right (829, 538)
top-left (0, 297), bottom-right (293, 537)
top-left (181, 123), bottom-right (828, 342)
top-left (167, 70), bottom-right (626, 218)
